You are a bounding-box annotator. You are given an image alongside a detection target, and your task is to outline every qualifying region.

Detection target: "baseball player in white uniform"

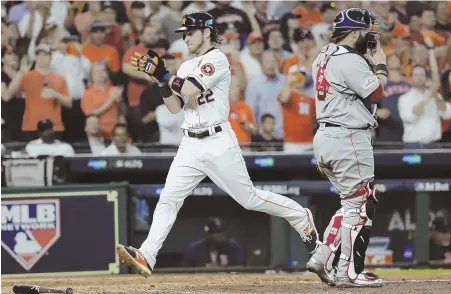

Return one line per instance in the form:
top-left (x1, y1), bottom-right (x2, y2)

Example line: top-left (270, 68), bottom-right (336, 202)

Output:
top-left (306, 8), bottom-right (387, 288)
top-left (116, 12), bottom-right (317, 277)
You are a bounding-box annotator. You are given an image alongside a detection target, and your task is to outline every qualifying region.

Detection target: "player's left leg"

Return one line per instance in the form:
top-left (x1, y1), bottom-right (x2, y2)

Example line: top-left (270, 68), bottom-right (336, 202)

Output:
top-left (203, 130), bottom-right (317, 243)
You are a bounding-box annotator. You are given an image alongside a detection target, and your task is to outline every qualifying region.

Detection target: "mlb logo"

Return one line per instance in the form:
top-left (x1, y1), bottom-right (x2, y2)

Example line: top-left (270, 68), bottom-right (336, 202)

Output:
top-left (1, 199), bottom-right (60, 271)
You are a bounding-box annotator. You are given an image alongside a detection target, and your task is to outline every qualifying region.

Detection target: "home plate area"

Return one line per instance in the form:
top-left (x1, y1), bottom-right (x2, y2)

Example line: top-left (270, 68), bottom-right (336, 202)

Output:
top-left (2, 271), bottom-right (451, 294)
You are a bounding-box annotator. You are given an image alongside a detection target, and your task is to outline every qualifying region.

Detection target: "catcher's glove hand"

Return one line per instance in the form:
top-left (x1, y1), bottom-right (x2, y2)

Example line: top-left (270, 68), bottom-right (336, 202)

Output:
top-left (130, 50), bottom-right (171, 83)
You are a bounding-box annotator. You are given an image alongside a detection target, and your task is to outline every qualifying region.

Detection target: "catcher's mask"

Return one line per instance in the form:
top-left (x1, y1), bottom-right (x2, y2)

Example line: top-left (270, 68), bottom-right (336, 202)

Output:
top-left (330, 8), bottom-right (382, 53)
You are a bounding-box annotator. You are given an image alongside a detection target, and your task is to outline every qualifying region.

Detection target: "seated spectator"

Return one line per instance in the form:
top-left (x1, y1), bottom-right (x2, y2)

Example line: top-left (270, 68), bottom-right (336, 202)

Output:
top-left (377, 54), bottom-right (411, 142)
top-left (4, 44), bottom-right (72, 142)
top-left (240, 32), bottom-right (264, 83)
top-left (278, 70), bottom-right (316, 153)
top-left (81, 22), bottom-right (120, 80)
top-left (398, 53), bottom-right (451, 145)
top-left (229, 76), bottom-right (257, 146)
top-left (251, 113), bottom-right (283, 151)
top-left (140, 53), bottom-right (181, 143)
top-left (25, 119), bottom-right (75, 157)
top-left (51, 32), bottom-right (91, 142)
top-left (411, 8), bottom-right (449, 46)
top-left (429, 209), bottom-right (451, 264)
top-left (180, 217), bottom-right (245, 267)
top-left (81, 62), bottom-right (125, 140)
top-left (101, 123), bottom-right (142, 155)
top-left (83, 115), bottom-right (109, 155)
top-left (246, 50), bottom-right (285, 139)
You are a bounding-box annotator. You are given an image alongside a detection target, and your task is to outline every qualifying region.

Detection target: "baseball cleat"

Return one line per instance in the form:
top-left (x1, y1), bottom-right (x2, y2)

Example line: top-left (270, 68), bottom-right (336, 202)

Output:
top-left (335, 272), bottom-right (383, 288)
top-left (306, 257), bottom-right (336, 286)
top-left (117, 244), bottom-right (152, 278)
top-left (300, 208), bottom-right (319, 244)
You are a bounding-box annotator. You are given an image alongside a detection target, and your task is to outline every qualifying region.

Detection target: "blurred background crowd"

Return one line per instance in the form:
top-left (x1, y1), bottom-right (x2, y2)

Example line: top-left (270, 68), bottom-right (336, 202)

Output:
top-left (1, 0), bottom-right (451, 156)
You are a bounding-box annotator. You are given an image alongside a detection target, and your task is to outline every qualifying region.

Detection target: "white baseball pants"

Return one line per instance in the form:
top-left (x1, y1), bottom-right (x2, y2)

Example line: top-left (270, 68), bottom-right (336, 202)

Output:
top-left (140, 122), bottom-right (310, 268)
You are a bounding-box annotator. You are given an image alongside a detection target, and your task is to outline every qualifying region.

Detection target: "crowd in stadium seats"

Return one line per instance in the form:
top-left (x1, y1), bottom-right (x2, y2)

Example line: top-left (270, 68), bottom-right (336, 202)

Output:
top-left (1, 1), bottom-right (451, 156)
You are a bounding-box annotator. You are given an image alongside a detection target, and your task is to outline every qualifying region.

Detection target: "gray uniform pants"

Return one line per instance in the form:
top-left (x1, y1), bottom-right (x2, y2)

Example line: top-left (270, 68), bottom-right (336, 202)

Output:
top-left (313, 124), bottom-right (374, 279)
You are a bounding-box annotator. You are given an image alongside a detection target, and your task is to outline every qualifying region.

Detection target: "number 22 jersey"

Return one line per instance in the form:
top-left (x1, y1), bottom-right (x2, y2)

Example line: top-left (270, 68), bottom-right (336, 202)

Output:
top-left (175, 48), bottom-right (231, 130)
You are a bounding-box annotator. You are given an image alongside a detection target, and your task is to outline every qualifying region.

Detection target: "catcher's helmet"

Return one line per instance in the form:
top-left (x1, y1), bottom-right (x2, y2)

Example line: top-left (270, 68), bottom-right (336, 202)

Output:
top-left (330, 8), bottom-right (380, 41)
top-left (175, 11), bottom-right (215, 33)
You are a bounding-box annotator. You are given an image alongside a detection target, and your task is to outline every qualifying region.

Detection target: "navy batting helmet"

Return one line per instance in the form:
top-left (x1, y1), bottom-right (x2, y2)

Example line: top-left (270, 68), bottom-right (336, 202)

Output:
top-left (175, 11), bottom-right (216, 33)
top-left (330, 8), bottom-right (380, 41)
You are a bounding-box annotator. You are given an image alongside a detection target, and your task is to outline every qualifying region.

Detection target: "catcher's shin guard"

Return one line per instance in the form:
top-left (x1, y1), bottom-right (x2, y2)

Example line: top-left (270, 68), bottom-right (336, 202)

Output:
top-left (307, 208), bottom-right (343, 285)
top-left (336, 180), bottom-right (380, 281)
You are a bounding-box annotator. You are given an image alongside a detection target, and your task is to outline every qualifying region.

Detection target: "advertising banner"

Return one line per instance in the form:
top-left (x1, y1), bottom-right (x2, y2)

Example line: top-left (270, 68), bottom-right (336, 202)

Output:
top-left (2, 185), bottom-right (128, 277)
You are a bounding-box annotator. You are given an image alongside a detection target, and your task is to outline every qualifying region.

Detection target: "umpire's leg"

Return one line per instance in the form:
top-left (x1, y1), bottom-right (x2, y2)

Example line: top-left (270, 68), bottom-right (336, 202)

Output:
top-left (139, 136), bottom-right (206, 269)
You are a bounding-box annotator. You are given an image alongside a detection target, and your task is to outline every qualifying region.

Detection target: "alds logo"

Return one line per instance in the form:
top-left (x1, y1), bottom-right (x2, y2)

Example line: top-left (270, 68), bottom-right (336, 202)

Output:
top-left (1, 199), bottom-right (61, 271)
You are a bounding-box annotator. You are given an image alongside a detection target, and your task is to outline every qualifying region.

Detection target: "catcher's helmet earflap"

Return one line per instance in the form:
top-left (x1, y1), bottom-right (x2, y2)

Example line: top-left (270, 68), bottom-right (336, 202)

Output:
top-left (330, 7), bottom-right (381, 52)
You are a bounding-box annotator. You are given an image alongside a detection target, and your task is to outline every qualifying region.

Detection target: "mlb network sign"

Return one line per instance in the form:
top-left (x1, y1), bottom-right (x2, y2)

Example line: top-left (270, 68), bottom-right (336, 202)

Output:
top-left (1, 199), bottom-right (61, 271)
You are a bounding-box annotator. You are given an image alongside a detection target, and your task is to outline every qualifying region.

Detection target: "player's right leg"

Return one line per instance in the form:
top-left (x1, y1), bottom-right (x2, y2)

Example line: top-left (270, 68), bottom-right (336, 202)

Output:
top-left (117, 137), bottom-right (206, 277)
top-left (203, 130), bottom-right (317, 245)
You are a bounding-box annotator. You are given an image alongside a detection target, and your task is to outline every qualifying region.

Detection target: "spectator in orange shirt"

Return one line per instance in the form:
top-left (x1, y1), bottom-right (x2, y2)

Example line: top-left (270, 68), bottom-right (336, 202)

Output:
top-left (229, 76), bottom-right (257, 147)
top-left (278, 70), bottom-right (316, 153)
top-left (81, 62), bottom-right (125, 139)
top-left (123, 23), bottom-right (165, 141)
top-left (81, 21), bottom-right (121, 81)
top-left (292, 3), bottom-right (323, 30)
top-left (4, 44), bottom-right (72, 142)
top-left (282, 29), bottom-right (315, 75)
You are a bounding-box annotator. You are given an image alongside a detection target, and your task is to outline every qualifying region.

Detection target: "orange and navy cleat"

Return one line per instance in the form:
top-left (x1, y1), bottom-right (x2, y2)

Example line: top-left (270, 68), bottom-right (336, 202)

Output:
top-left (116, 244), bottom-right (152, 278)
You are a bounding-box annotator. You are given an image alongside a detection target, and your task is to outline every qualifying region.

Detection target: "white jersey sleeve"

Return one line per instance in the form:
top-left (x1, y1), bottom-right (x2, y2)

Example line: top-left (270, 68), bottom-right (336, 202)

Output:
top-left (339, 54), bottom-right (379, 99)
top-left (185, 49), bottom-right (230, 93)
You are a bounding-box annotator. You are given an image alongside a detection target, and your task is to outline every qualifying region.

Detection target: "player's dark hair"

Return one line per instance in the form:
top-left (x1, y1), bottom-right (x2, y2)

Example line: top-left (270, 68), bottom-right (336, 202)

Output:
top-left (261, 113), bottom-right (275, 123)
top-left (208, 27), bottom-right (222, 46)
top-left (112, 123), bottom-right (128, 135)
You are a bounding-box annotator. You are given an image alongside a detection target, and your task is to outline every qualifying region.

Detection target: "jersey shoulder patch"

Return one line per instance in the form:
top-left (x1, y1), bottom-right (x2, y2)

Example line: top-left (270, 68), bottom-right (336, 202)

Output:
top-left (201, 63), bottom-right (215, 76)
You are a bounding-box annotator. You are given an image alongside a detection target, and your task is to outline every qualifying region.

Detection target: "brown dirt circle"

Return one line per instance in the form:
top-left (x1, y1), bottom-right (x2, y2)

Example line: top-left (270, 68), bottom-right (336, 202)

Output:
top-left (2, 273), bottom-right (451, 294)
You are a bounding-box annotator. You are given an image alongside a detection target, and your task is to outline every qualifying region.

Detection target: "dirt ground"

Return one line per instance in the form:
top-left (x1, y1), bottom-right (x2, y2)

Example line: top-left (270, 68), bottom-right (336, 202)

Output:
top-left (2, 272), bottom-right (451, 294)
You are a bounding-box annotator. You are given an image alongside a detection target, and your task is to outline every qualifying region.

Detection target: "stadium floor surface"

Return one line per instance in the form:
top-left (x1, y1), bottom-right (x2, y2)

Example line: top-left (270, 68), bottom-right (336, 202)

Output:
top-left (2, 269), bottom-right (451, 293)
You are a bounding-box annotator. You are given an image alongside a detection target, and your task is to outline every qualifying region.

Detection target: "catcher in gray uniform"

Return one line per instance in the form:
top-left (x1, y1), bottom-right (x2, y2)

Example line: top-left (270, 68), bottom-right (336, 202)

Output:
top-left (307, 8), bottom-right (388, 288)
